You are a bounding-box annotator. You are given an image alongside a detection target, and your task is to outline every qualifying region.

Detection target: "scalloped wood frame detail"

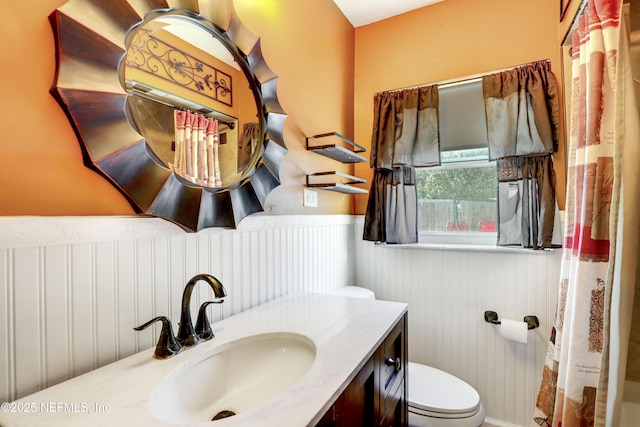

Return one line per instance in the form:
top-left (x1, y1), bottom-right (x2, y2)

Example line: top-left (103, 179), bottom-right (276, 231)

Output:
top-left (49, 0), bottom-right (287, 232)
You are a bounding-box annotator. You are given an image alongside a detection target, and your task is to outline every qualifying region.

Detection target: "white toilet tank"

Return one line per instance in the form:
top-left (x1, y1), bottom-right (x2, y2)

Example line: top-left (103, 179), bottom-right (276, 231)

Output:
top-left (329, 286), bottom-right (375, 300)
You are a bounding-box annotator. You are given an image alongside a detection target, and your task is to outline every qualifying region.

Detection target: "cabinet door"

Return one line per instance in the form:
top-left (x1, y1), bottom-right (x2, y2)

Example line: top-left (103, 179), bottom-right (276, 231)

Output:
top-left (342, 356), bottom-right (375, 426)
top-left (315, 357), bottom-right (375, 427)
top-left (379, 379), bottom-right (405, 427)
top-left (316, 397), bottom-right (341, 427)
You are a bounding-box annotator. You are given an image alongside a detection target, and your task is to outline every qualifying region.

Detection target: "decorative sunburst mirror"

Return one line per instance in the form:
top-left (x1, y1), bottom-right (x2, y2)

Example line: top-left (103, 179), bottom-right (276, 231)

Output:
top-left (49, 0), bottom-right (287, 231)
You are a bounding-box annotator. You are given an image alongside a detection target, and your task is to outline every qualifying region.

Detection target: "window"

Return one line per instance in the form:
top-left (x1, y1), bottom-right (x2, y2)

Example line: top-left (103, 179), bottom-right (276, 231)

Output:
top-left (416, 80), bottom-right (497, 245)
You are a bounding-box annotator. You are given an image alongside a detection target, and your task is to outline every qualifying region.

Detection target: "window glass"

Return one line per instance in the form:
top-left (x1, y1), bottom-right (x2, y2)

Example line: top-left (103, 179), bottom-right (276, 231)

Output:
top-left (417, 160), bottom-right (497, 233)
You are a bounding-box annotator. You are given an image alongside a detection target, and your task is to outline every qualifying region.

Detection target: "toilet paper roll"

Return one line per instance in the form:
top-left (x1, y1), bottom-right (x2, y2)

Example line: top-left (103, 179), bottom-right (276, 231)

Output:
top-left (500, 318), bottom-right (528, 344)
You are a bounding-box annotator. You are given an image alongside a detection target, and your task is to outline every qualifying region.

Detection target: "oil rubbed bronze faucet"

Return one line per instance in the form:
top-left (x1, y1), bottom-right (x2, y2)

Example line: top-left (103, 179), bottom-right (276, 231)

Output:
top-left (176, 274), bottom-right (227, 348)
top-left (134, 274), bottom-right (227, 359)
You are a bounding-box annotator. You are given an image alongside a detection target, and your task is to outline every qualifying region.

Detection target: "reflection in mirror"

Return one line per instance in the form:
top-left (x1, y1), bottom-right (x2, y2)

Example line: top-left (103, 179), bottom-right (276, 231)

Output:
top-left (123, 16), bottom-right (262, 189)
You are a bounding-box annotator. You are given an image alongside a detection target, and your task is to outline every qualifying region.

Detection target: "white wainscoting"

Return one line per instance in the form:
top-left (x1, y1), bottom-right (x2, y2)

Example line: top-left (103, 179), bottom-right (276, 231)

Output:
top-left (0, 215), bottom-right (354, 403)
top-left (352, 217), bottom-right (562, 427)
top-left (1, 213), bottom-right (563, 427)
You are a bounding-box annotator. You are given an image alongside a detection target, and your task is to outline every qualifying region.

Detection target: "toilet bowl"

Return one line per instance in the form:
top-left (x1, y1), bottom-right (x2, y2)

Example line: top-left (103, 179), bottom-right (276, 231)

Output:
top-left (330, 286), bottom-right (485, 427)
top-left (408, 362), bottom-right (484, 427)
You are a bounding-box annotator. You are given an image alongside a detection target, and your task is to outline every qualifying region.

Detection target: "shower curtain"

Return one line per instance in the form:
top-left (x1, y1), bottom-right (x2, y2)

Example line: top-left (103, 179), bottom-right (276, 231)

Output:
top-left (532, 1), bottom-right (640, 426)
top-left (173, 110), bottom-right (222, 187)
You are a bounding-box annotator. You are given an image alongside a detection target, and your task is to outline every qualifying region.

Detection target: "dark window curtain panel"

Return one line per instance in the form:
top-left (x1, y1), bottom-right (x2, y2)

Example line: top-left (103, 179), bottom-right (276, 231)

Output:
top-left (364, 167), bottom-right (417, 243)
top-left (483, 61), bottom-right (560, 249)
top-left (364, 86), bottom-right (440, 244)
top-left (483, 60), bottom-right (560, 160)
top-left (238, 122), bottom-right (260, 173)
top-left (497, 155), bottom-right (556, 249)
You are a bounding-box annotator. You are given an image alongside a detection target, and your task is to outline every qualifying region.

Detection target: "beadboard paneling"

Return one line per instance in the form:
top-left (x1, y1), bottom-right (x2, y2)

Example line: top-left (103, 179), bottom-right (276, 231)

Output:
top-left (352, 218), bottom-right (561, 427)
top-left (1, 214), bottom-right (562, 427)
top-left (0, 215), bottom-right (354, 403)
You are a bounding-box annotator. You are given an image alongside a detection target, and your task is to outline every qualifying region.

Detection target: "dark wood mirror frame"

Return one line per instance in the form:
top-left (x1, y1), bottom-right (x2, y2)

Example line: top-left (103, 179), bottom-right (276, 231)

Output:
top-left (49, 0), bottom-right (287, 232)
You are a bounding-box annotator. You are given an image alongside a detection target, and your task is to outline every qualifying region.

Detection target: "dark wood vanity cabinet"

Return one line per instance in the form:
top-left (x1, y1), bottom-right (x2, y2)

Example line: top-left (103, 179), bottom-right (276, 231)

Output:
top-left (316, 313), bottom-right (408, 427)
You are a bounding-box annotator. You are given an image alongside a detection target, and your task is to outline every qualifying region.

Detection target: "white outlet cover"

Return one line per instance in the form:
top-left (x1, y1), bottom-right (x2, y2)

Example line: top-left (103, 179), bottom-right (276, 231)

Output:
top-left (304, 189), bottom-right (318, 207)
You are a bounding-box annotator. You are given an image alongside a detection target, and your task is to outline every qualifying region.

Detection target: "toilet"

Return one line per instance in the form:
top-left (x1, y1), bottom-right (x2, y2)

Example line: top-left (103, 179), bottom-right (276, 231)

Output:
top-left (329, 285), bottom-right (376, 300)
top-left (330, 286), bottom-right (485, 427)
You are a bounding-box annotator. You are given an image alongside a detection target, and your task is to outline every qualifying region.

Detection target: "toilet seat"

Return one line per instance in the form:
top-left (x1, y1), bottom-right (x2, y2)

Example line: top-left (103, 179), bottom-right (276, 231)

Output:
top-left (407, 362), bottom-right (481, 418)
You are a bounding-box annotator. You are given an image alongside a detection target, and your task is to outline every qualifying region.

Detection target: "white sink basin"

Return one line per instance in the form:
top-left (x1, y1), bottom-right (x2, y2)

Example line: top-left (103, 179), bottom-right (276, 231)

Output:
top-left (149, 332), bottom-right (316, 424)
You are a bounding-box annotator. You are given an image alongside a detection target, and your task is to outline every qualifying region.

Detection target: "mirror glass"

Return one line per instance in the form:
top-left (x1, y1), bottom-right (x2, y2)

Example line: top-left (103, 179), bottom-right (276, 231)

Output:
top-left (122, 15), bottom-right (263, 189)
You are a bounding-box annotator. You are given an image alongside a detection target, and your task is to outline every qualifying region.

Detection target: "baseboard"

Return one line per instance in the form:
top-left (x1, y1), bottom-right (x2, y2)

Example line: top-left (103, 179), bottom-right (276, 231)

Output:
top-left (483, 418), bottom-right (524, 427)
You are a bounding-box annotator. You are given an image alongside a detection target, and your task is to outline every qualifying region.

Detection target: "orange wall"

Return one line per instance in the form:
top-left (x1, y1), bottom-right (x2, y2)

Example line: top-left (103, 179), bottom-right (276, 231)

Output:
top-left (353, 0), bottom-right (567, 214)
top-left (0, 0), bottom-right (568, 218)
top-left (0, 0), bottom-right (355, 216)
top-left (233, 0), bottom-right (356, 214)
top-left (0, 0), bottom-right (133, 215)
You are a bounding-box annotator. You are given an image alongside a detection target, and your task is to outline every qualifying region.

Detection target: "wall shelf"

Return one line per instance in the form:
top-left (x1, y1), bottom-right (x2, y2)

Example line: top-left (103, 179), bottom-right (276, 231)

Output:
top-left (306, 132), bottom-right (367, 163)
top-left (306, 171), bottom-right (368, 194)
top-left (305, 132), bottom-right (369, 195)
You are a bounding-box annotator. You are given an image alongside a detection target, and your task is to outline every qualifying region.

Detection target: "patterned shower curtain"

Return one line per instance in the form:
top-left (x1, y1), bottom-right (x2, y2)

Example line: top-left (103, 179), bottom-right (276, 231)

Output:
top-left (532, 1), bottom-right (640, 425)
top-left (172, 110), bottom-right (222, 187)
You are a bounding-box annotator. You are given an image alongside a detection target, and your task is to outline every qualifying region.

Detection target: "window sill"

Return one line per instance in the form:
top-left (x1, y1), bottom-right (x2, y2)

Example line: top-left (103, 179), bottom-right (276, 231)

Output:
top-left (354, 217), bottom-right (559, 254)
top-left (379, 242), bottom-right (557, 254)
top-left (419, 231), bottom-right (497, 246)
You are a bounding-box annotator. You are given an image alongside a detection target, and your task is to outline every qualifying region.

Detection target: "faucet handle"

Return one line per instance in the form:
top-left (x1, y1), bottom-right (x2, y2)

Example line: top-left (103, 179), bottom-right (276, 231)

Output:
top-left (134, 316), bottom-right (183, 359)
top-left (195, 301), bottom-right (224, 341)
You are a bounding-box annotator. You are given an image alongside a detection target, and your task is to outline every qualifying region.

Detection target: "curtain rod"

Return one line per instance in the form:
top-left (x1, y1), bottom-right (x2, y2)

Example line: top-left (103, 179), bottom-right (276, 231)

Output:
top-left (375, 58), bottom-right (552, 95)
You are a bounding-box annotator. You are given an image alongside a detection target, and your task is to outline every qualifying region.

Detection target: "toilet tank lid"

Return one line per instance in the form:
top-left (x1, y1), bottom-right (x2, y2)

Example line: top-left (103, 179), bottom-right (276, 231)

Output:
top-left (330, 286), bottom-right (375, 300)
top-left (408, 362), bottom-right (480, 415)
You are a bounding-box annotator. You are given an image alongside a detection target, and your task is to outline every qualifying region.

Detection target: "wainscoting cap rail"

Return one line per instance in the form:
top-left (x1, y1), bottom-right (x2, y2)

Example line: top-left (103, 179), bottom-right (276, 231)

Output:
top-left (0, 215), bottom-right (357, 249)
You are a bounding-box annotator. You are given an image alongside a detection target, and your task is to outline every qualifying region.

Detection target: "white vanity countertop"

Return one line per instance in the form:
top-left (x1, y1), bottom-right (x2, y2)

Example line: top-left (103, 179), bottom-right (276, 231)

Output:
top-left (0, 292), bottom-right (407, 427)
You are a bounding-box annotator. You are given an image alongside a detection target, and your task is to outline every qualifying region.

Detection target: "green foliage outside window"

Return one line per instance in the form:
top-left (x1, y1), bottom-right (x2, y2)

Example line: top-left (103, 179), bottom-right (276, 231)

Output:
top-left (416, 149), bottom-right (497, 233)
top-left (416, 166), bottom-right (497, 201)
